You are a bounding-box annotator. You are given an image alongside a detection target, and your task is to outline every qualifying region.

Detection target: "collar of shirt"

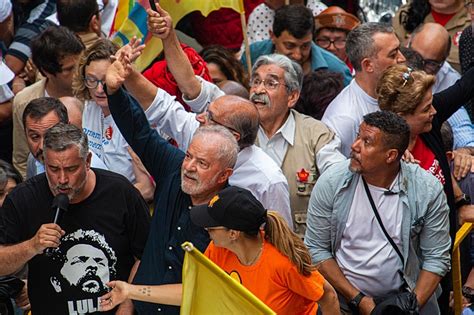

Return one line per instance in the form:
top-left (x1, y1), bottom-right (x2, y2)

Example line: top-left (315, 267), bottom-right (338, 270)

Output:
top-left (434, 61), bottom-right (460, 93)
top-left (311, 43), bottom-right (330, 70)
top-left (276, 110), bottom-right (296, 145)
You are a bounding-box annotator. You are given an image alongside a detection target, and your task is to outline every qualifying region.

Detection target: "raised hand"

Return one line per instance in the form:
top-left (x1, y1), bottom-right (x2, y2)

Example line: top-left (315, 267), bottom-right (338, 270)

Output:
top-left (147, 3), bottom-right (173, 40)
top-left (116, 36), bottom-right (145, 65)
top-left (106, 51), bottom-right (133, 94)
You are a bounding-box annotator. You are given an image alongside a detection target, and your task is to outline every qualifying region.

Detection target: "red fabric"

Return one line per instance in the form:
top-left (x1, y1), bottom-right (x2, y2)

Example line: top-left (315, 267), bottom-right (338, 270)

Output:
top-left (189, 0), bottom-right (264, 50)
top-left (430, 10), bottom-right (456, 27)
top-left (411, 136), bottom-right (446, 185)
top-left (142, 44), bottom-right (212, 110)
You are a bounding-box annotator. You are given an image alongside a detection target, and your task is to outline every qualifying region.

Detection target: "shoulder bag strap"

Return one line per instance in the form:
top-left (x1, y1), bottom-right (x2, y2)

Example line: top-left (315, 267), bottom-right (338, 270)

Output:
top-left (362, 177), bottom-right (404, 264)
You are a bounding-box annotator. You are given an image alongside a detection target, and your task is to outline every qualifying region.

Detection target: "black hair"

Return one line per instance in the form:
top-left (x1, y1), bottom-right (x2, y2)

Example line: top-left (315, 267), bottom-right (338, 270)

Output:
top-left (31, 25), bottom-right (85, 76)
top-left (22, 97), bottom-right (69, 128)
top-left (399, 0), bottom-right (431, 33)
top-left (294, 69), bottom-right (344, 120)
top-left (363, 111), bottom-right (410, 159)
top-left (57, 0), bottom-right (99, 33)
top-left (50, 229), bottom-right (117, 278)
top-left (0, 160), bottom-right (23, 185)
top-left (273, 5), bottom-right (314, 38)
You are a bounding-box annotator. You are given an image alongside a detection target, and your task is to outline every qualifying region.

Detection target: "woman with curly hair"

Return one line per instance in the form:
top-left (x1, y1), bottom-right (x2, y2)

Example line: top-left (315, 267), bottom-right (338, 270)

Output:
top-left (99, 186), bottom-right (340, 315)
top-left (392, 0), bottom-right (470, 72)
top-left (200, 45), bottom-right (249, 90)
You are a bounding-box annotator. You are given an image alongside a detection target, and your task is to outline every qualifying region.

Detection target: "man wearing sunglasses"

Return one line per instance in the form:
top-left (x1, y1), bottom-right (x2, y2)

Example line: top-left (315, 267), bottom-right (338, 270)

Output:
top-left (409, 22), bottom-right (474, 151)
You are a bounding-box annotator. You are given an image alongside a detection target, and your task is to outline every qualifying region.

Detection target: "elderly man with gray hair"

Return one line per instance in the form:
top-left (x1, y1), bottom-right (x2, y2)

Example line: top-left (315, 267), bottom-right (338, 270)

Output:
top-left (0, 123), bottom-right (151, 314)
top-left (104, 52), bottom-right (246, 314)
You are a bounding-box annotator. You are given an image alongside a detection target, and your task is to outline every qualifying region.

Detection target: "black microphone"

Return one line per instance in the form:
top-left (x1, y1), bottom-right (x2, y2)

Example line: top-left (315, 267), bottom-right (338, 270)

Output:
top-left (45, 194), bottom-right (69, 256)
top-left (51, 193), bottom-right (69, 225)
top-left (383, 190), bottom-right (399, 195)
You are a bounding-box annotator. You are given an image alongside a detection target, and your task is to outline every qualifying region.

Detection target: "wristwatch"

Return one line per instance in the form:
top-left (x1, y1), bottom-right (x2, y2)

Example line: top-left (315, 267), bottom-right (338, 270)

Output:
top-left (455, 194), bottom-right (471, 209)
top-left (348, 291), bottom-right (365, 313)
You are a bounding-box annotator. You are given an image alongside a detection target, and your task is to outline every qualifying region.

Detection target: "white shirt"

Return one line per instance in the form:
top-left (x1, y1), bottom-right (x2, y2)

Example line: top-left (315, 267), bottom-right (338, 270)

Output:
top-left (0, 84), bottom-right (14, 103)
top-left (146, 86), bottom-right (293, 225)
top-left (82, 100), bottom-right (135, 182)
top-left (322, 79), bottom-right (379, 157)
top-left (257, 111), bottom-right (295, 167)
top-left (187, 77), bottom-right (345, 173)
top-left (336, 176), bottom-right (403, 298)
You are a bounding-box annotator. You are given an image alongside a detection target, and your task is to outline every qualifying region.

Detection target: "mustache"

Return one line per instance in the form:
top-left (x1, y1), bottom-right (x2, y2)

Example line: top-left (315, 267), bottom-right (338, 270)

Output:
top-left (182, 170), bottom-right (197, 180)
top-left (249, 93), bottom-right (270, 106)
top-left (350, 152), bottom-right (359, 161)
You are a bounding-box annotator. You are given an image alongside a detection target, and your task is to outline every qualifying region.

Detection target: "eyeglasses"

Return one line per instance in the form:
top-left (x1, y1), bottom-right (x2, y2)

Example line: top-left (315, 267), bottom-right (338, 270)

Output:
top-left (249, 77), bottom-right (286, 90)
top-left (421, 58), bottom-right (443, 74)
top-left (315, 38), bottom-right (346, 49)
top-left (205, 110), bottom-right (240, 134)
top-left (84, 76), bottom-right (105, 89)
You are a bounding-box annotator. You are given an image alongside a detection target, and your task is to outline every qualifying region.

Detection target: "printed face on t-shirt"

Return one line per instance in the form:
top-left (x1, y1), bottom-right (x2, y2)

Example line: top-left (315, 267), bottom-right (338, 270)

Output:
top-left (60, 244), bottom-right (110, 293)
top-left (49, 230), bottom-right (117, 298)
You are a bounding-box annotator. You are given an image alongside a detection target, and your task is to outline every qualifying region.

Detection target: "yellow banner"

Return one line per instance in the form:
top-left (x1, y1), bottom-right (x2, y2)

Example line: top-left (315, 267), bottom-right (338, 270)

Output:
top-left (180, 242), bottom-right (275, 315)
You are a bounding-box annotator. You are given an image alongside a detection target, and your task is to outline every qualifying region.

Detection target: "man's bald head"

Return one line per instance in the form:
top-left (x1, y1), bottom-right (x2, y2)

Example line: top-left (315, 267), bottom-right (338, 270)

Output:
top-left (217, 80), bottom-right (250, 99)
top-left (213, 95), bottom-right (260, 150)
top-left (59, 96), bottom-right (83, 128)
top-left (409, 22), bottom-right (450, 74)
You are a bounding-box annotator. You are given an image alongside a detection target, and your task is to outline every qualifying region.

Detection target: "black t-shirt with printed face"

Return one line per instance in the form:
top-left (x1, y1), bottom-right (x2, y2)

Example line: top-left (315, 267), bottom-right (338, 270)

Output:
top-left (0, 169), bottom-right (151, 315)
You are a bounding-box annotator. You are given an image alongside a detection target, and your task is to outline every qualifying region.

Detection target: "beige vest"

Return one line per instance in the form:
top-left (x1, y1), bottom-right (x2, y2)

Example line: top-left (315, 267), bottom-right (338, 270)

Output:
top-left (258, 110), bottom-right (334, 236)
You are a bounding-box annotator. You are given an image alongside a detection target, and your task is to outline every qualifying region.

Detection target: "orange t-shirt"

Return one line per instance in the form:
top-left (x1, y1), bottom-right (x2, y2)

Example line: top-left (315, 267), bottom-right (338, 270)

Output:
top-left (205, 239), bottom-right (324, 314)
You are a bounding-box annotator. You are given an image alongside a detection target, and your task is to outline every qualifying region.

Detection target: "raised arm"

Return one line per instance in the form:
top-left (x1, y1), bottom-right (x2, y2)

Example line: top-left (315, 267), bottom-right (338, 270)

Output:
top-left (433, 66), bottom-right (474, 124)
top-left (105, 50), bottom-right (184, 182)
top-left (147, 3), bottom-right (201, 99)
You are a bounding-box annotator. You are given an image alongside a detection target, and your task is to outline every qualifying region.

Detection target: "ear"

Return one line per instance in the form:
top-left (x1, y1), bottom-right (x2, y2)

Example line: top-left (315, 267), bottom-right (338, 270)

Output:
top-left (270, 30), bottom-right (276, 43)
top-left (50, 277), bottom-right (62, 293)
top-left (229, 229), bottom-right (240, 241)
top-left (361, 57), bottom-right (374, 73)
top-left (231, 130), bottom-right (241, 143)
top-left (287, 90), bottom-right (300, 109)
top-left (86, 152), bottom-right (92, 170)
top-left (386, 149), bottom-right (399, 164)
top-left (217, 168), bottom-right (234, 184)
top-left (89, 14), bottom-right (101, 36)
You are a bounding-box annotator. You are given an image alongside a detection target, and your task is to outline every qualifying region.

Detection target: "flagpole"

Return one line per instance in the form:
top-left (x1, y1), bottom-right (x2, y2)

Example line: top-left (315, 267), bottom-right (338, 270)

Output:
top-left (239, 0), bottom-right (252, 78)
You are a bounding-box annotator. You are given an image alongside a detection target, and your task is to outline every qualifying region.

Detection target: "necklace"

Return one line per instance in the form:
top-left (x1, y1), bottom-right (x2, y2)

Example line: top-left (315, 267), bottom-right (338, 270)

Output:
top-left (242, 238), bottom-right (263, 266)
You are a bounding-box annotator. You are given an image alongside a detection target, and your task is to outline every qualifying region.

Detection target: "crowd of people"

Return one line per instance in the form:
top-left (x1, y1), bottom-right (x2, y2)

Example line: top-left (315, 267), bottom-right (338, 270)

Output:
top-left (0, 0), bottom-right (474, 314)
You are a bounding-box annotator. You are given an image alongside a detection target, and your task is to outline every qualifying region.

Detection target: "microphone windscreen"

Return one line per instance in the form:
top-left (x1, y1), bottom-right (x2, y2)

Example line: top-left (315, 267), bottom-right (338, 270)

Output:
top-left (52, 193), bottom-right (69, 211)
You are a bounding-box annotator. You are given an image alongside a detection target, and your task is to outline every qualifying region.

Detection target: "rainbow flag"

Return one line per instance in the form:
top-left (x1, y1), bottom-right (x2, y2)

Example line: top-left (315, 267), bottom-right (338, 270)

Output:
top-left (112, 0), bottom-right (244, 72)
top-left (180, 242), bottom-right (275, 314)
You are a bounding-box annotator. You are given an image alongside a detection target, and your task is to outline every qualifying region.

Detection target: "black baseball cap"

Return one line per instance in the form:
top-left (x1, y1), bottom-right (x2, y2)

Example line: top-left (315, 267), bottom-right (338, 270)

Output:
top-left (190, 186), bottom-right (267, 232)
